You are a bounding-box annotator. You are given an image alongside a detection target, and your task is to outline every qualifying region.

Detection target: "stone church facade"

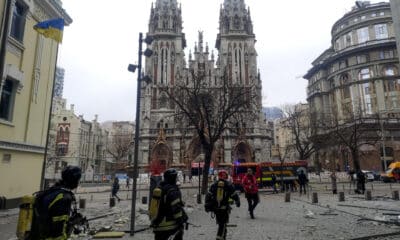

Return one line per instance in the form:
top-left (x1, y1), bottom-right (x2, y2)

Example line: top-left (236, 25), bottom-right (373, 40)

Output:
top-left (138, 0), bottom-right (272, 172)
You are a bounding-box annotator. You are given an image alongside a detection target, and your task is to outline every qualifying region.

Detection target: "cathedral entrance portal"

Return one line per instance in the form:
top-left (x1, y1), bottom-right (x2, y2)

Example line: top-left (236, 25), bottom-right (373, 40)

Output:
top-left (232, 141), bottom-right (253, 163)
top-left (150, 129), bottom-right (173, 175)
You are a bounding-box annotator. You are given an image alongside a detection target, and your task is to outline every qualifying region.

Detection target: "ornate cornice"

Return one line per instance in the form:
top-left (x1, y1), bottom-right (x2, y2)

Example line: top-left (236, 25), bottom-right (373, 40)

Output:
top-left (33, 0), bottom-right (72, 24)
top-left (0, 140), bottom-right (45, 154)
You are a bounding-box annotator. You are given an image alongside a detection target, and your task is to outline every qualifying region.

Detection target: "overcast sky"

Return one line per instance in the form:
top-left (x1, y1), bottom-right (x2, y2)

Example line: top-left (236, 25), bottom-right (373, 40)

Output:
top-left (58, 0), bottom-right (387, 122)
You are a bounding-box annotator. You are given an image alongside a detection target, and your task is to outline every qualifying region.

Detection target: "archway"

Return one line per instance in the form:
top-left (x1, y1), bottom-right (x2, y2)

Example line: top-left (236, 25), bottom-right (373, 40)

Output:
top-left (232, 141), bottom-right (253, 163)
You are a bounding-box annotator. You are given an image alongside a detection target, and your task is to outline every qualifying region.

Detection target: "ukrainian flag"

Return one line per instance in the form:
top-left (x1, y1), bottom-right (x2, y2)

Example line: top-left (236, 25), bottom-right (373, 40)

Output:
top-left (34, 18), bottom-right (64, 43)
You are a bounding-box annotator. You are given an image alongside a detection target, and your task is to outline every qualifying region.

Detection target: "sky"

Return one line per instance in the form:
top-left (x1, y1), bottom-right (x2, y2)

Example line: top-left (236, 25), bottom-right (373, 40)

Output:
top-left (58, 0), bottom-right (387, 122)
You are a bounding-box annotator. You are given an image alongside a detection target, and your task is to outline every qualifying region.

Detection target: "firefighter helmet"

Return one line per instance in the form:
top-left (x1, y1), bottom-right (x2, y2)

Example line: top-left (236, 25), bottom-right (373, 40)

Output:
top-left (218, 170), bottom-right (228, 180)
top-left (163, 168), bottom-right (178, 184)
top-left (62, 166), bottom-right (82, 189)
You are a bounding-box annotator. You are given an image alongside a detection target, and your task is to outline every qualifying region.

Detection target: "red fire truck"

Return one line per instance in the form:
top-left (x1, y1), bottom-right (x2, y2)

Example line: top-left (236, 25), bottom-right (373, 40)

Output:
top-left (231, 161), bottom-right (308, 190)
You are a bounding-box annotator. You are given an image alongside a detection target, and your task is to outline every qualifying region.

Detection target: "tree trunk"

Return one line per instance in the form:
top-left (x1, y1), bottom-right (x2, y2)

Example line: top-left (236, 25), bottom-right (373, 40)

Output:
top-left (352, 149), bottom-right (360, 171)
top-left (201, 145), bottom-right (213, 194)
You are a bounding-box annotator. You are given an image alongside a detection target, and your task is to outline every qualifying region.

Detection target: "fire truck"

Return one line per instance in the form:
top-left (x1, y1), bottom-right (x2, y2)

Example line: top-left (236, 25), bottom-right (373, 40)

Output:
top-left (231, 161), bottom-right (308, 190)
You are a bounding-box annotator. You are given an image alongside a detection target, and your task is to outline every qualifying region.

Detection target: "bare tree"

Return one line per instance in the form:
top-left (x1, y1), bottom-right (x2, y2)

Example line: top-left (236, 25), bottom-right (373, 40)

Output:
top-left (323, 102), bottom-right (380, 171)
top-left (163, 69), bottom-right (258, 193)
top-left (281, 103), bottom-right (317, 161)
top-left (107, 132), bottom-right (133, 174)
top-left (275, 143), bottom-right (292, 191)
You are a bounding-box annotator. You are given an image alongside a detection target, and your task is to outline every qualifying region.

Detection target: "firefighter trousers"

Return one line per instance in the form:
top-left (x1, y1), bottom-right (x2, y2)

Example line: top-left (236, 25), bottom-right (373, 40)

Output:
top-left (215, 210), bottom-right (229, 240)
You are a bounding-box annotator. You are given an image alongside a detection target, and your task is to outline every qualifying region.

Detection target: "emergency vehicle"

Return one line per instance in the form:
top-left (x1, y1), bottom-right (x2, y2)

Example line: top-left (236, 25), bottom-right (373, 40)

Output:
top-left (231, 161), bottom-right (308, 190)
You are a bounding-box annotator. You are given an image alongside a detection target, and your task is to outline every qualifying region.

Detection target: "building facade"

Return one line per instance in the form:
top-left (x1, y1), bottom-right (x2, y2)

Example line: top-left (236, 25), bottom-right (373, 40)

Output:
top-left (0, 0), bottom-right (71, 199)
top-left (304, 1), bottom-right (400, 171)
top-left (138, 0), bottom-right (271, 171)
top-left (47, 99), bottom-right (109, 183)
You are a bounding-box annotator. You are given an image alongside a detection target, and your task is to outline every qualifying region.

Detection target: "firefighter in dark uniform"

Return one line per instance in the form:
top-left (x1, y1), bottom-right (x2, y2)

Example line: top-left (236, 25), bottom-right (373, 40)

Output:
top-left (151, 168), bottom-right (188, 240)
top-left (30, 165), bottom-right (83, 240)
top-left (208, 170), bottom-right (240, 240)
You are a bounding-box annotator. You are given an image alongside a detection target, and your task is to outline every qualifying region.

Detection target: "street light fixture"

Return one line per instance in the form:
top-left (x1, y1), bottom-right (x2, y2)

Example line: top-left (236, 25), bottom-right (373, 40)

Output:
top-left (128, 32), bottom-right (153, 236)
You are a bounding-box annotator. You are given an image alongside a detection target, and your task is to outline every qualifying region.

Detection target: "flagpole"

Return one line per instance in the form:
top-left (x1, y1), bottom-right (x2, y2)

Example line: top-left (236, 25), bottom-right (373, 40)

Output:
top-left (40, 39), bottom-right (60, 190)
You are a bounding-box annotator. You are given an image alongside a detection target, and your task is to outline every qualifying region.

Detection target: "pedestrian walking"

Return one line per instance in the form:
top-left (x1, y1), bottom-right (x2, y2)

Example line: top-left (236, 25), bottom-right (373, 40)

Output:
top-left (112, 177), bottom-right (121, 202)
top-left (205, 170), bottom-right (240, 240)
top-left (298, 170), bottom-right (308, 195)
top-left (271, 174), bottom-right (278, 193)
top-left (330, 172), bottom-right (337, 194)
top-left (242, 168), bottom-right (259, 219)
top-left (150, 169), bottom-right (187, 240)
top-left (126, 177), bottom-right (130, 190)
top-left (355, 170), bottom-right (366, 194)
top-left (29, 166), bottom-right (85, 240)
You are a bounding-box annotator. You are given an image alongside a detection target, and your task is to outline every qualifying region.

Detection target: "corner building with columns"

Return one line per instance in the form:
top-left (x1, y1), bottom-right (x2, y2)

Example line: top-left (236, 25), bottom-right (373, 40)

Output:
top-left (137, 0), bottom-right (272, 172)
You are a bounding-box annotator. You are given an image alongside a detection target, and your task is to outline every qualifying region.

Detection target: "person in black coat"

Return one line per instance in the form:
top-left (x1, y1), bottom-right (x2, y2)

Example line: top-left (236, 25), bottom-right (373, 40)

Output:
top-left (112, 177), bottom-right (121, 202)
top-left (298, 170), bottom-right (308, 194)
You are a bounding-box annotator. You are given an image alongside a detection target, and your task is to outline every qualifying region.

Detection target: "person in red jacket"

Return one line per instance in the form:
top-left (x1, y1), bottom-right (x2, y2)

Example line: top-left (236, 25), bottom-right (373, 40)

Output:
top-left (242, 168), bottom-right (259, 219)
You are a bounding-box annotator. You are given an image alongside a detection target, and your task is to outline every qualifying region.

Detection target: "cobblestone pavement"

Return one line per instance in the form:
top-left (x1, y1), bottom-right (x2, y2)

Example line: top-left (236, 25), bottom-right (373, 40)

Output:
top-left (1, 182), bottom-right (400, 240)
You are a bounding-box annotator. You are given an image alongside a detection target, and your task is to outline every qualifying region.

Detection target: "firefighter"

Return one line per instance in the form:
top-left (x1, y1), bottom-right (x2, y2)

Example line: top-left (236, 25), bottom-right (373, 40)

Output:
top-left (30, 165), bottom-right (83, 240)
top-left (151, 168), bottom-right (188, 240)
top-left (242, 168), bottom-right (259, 219)
top-left (207, 170), bottom-right (240, 240)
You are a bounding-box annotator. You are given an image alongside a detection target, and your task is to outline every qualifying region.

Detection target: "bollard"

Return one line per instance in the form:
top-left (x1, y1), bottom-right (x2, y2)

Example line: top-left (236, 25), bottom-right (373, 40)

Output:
top-left (197, 194), bottom-right (202, 204)
top-left (127, 193), bottom-right (129, 200)
top-left (338, 192), bottom-right (345, 202)
top-left (312, 192), bottom-right (318, 204)
top-left (392, 190), bottom-right (399, 200)
top-left (365, 190), bottom-right (372, 201)
top-left (142, 196), bottom-right (148, 204)
top-left (342, 184), bottom-right (345, 191)
top-left (90, 195), bottom-right (93, 201)
top-left (371, 184), bottom-right (373, 191)
top-left (325, 185), bottom-right (328, 191)
top-left (390, 183), bottom-right (392, 190)
top-left (79, 198), bottom-right (86, 209)
top-left (109, 197), bottom-right (116, 207)
top-left (285, 192), bottom-right (290, 202)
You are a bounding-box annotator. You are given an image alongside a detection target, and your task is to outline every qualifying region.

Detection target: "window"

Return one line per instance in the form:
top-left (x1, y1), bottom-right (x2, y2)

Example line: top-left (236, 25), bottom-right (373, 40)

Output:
top-left (10, 1), bottom-right (26, 42)
top-left (56, 143), bottom-right (68, 156)
top-left (371, 13), bottom-right (376, 17)
top-left (2, 154), bottom-right (11, 164)
top-left (375, 24), bottom-right (388, 39)
top-left (340, 74), bottom-right (350, 85)
top-left (379, 12), bottom-right (385, 16)
top-left (359, 68), bottom-right (371, 80)
top-left (357, 27), bottom-right (369, 43)
top-left (379, 50), bottom-right (394, 60)
top-left (363, 83), bottom-right (371, 95)
top-left (384, 67), bottom-right (395, 76)
top-left (0, 79), bottom-right (16, 121)
top-left (345, 33), bottom-right (353, 48)
top-left (364, 97), bottom-right (373, 114)
top-left (389, 96), bottom-right (400, 109)
top-left (361, 15), bottom-right (366, 20)
top-left (385, 80), bottom-right (398, 92)
top-left (356, 54), bottom-right (369, 64)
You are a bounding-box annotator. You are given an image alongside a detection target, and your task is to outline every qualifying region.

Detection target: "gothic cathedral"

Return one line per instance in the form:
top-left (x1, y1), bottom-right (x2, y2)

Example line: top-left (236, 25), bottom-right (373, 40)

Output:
top-left (139, 0), bottom-right (272, 172)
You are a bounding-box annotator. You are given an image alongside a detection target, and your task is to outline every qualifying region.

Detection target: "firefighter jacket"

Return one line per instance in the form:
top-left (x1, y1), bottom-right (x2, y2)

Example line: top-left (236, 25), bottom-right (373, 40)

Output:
top-left (242, 174), bottom-right (258, 194)
top-left (34, 186), bottom-right (75, 240)
top-left (209, 179), bottom-right (240, 210)
top-left (152, 182), bottom-right (187, 232)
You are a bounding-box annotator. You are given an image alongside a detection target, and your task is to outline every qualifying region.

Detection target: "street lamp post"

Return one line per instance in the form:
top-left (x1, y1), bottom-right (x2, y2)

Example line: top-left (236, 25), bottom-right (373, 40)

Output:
top-left (379, 113), bottom-right (388, 171)
top-left (128, 32), bottom-right (153, 236)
